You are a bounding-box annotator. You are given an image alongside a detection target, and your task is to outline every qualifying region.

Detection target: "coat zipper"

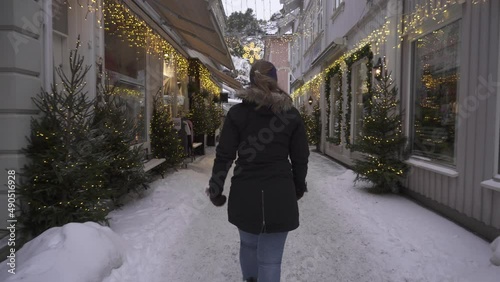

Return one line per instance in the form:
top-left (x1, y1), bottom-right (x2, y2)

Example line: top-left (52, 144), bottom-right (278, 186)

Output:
top-left (261, 189), bottom-right (267, 233)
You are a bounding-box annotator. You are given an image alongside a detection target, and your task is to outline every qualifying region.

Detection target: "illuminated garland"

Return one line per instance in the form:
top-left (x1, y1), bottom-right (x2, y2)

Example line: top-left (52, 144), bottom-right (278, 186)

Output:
top-left (291, 42), bottom-right (375, 100)
top-left (199, 65), bottom-right (220, 97)
top-left (291, 0), bottom-right (490, 101)
top-left (344, 44), bottom-right (373, 147)
top-left (176, 55), bottom-right (189, 80)
top-left (67, 0), bottom-right (102, 23)
top-left (324, 63), bottom-right (342, 145)
top-left (104, 0), bottom-right (189, 76)
top-left (402, 0), bottom-right (487, 38)
top-left (112, 85), bottom-right (143, 97)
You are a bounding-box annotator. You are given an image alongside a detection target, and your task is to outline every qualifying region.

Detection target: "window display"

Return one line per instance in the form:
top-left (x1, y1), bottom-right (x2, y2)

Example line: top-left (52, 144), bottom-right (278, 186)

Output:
top-left (411, 20), bottom-right (461, 164)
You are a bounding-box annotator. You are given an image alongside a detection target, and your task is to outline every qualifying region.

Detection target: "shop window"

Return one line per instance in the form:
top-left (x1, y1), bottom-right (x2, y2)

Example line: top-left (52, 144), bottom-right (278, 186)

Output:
top-left (334, 0), bottom-right (344, 10)
top-left (52, 0), bottom-right (68, 78)
top-left (411, 20), bottom-right (461, 165)
top-left (105, 28), bottom-right (147, 144)
top-left (163, 59), bottom-right (184, 115)
top-left (351, 59), bottom-right (368, 144)
top-left (329, 75), bottom-right (341, 138)
top-left (114, 81), bottom-right (146, 144)
top-left (52, 0), bottom-right (68, 35)
top-left (317, 0), bottom-right (323, 37)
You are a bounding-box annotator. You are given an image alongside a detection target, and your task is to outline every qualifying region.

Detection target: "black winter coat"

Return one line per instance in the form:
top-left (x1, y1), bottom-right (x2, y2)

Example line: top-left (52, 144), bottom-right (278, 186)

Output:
top-left (209, 87), bottom-right (309, 234)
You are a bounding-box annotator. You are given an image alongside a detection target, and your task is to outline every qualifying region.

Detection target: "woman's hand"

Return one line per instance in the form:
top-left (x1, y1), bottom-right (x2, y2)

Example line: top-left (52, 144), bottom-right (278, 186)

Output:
top-left (205, 187), bottom-right (227, 207)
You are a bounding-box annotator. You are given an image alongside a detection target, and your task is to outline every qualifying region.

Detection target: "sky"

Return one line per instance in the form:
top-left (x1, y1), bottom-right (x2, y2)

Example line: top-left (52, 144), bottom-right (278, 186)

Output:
top-left (222, 0), bottom-right (283, 20)
top-left (2, 148), bottom-right (499, 282)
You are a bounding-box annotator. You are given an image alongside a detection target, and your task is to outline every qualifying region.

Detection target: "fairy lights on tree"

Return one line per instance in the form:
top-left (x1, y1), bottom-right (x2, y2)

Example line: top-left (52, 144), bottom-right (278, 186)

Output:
top-left (350, 71), bottom-right (409, 193)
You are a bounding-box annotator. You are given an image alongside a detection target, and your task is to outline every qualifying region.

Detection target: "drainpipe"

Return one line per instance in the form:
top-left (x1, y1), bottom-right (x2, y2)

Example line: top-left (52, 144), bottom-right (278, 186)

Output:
top-left (43, 0), bottom-right (53, 90)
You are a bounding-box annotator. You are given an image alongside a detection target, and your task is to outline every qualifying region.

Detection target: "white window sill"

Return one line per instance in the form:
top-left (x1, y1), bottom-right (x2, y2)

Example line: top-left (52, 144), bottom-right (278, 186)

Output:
top-left (406, 157), bottom-right (459, 178)
top-left (481, 179), bottom-right (500, 193)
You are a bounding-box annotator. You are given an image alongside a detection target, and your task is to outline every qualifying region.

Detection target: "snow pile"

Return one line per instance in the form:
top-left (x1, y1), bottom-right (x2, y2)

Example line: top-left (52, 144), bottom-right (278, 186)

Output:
top-left (0, 222), bottom-right (126, 282)
top-left (232, 55), bottom-right (251, 84)
top-left (491, 236), bottom-right (500, 266)
top-left (263, 20), bottom-right (278, 35)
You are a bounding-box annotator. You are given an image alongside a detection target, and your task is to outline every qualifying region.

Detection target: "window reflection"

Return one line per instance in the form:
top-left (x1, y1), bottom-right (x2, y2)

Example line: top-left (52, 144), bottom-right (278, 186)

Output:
top-left (105, 26), bottom-right (147, 144)
top-left (412, 20), bottom-right (461, 164)
top-left (113, 81), bottom-right (146, 144)
top-left (352, 59), bottom-right (368, 144)
top-left (330, 75), bottom-right (341, 140)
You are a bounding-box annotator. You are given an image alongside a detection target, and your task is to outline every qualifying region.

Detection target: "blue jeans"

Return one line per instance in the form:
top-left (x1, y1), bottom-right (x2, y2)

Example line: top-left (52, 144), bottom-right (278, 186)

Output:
top-left (238, 229), bottom-right (288, 282)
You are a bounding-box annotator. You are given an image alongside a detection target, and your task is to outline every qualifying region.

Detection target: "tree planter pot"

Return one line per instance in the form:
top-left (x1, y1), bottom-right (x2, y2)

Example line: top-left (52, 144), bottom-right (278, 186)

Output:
top-left (193, 134), bottom-right (206, 155)
top-left (206, 133), bottom-right (216, 146)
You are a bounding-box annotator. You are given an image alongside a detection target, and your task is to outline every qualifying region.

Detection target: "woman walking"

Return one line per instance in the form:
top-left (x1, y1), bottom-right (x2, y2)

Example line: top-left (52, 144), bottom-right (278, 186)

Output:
top-left (207, 60), bottom-right (309, 282)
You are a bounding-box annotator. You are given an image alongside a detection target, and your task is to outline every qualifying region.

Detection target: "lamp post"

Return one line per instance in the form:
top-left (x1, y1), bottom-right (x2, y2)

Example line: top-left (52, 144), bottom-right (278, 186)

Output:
top-left (373, 57), bottom-right (385, 80)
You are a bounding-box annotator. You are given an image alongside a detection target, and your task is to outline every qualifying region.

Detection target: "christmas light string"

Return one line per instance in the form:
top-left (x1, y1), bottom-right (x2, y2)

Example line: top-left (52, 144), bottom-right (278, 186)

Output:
top-left (290, 0), bottom-right (488, 101)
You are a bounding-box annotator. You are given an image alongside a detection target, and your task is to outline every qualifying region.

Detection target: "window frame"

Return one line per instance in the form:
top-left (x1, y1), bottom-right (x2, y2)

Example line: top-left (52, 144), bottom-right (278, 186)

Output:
top-left (409, 19), bottom-right (462, 166)
top-left (51, 0), bottom-right (70, 88)
top-left (350, 58), bottom-right (368, 144)
top-left (331, 0), bottom-right (345, 22)
top-left (52, 0), bottom-right (69, 35)
top-left (334, 0), bottom-right (344, 10)
top-left (104, 28), bottom-right (148, 145)
top-left (317, 0), bottom-right (323, 37)
top-left (495, 29), bottom-right (500, 179)
top-left (481, 36), bottom-right (500, 190)
top-left (329, 74), bottom-right (341, 139)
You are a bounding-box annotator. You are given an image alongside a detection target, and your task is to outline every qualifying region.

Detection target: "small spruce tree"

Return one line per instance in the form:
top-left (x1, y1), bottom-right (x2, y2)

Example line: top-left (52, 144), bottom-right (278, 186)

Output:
top-left (312, 103), bottom-right (321, 147)
top-left (351, 72), bottom-right (409, 193)
top-left (150, 92), bottom-right (185, 175)
top-left (93, 77), bottom-right (150, 204)
top-left (299, 105), bottom-right (318, 145)
top-left (188, 92), bottom-right (209, 136)
top-left (20, 42), bottom-right (111, 237)
top-left (206, 100), bottom-right (223, 135)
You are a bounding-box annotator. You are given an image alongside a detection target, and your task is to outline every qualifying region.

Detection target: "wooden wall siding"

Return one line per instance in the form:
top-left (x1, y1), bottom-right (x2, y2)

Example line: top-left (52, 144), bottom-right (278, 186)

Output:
top-left (483, 0), bottom-right (499, 227)
top-left (493, 194), bottom-right (500, 228)
top-left (406, 0), bottom-right (500, 230)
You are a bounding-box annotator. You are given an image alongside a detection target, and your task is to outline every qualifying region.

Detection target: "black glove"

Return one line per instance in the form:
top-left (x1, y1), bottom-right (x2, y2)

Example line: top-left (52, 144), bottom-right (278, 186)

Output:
top-left (206, 187), bottom-right (227, 207)
top-left (210, 194), bottom-right (227, 207)
top-left (295, 182), bottom-right (308, 200)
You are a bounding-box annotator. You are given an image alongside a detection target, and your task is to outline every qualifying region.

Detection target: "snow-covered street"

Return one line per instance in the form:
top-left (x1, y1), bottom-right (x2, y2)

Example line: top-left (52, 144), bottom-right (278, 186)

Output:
top-left (101, 148), bottom-right (499, 282)
top-left (2, 148), bottom-right (499, 282)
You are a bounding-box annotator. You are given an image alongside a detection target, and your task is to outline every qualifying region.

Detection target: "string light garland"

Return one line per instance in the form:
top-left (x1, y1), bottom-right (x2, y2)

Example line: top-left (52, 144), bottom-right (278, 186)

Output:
top-left (324, 63), bottom-right (342, 145)
top-left (199, 66), bottom-right (221, 97)
top-left (344, 45), bottom-right (373, 147)
top-left (104, 0), bottom-right (189, 74)
top-left (291, 0), bottom-right (489, 102)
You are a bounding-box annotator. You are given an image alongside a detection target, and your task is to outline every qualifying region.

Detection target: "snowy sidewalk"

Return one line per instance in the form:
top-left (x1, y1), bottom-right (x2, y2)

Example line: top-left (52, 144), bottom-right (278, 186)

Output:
top-left (102, 148), bottom-right (500, 282)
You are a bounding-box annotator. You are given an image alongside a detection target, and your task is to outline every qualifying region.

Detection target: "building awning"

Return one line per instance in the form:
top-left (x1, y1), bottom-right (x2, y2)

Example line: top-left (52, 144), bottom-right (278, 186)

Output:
top-left (205, 64), bottom-right (242, 90)
top-left (121, 0), bottom-right (189, 59)
top-left (146, 0), bottom-right (234, 69)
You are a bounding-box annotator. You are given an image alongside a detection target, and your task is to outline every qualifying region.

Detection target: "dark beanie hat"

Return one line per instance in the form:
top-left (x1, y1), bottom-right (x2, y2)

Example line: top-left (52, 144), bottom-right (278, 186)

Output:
top-left (250, 65), bottom-right (278, 84)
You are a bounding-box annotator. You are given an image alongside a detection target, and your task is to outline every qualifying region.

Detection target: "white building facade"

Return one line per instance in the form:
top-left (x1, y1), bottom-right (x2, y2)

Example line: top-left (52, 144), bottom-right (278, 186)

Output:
top-left (0, 0), bottom-right (239, 249)
top-left (283, 0), bottom-right (500, 240)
